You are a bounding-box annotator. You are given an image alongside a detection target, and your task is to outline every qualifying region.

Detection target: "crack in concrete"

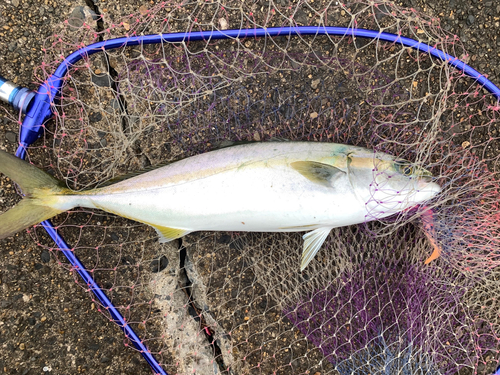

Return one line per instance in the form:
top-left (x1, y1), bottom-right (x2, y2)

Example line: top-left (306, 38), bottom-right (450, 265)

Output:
top-left (84, 0), bottom-right (151, 169)
top-left (81, 3), bottom-right (231, 371)
top-left (178, 239), bottom-right (230, 374)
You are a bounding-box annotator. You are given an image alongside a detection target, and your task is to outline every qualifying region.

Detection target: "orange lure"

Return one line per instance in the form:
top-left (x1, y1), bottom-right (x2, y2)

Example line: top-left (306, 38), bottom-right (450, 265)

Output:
top-left (421, 206), bottom-right (442, 264)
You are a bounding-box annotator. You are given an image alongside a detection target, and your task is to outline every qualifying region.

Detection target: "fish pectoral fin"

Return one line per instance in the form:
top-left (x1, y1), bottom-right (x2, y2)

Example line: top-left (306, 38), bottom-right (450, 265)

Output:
top-left (151, 224), bottom-right (190, 243)
top-left (301, 227), bottom-right (332, 271)
top-left (290, 161), bottom-right (345, 187)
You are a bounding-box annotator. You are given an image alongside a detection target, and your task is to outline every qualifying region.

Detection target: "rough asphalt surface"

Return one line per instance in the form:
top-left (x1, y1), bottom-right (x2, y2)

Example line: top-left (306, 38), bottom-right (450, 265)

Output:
top-left (0, 0), bottom-right (499, 374)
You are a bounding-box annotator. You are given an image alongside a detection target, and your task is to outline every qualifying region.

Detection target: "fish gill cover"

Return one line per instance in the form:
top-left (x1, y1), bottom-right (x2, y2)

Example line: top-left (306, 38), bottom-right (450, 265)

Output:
top-left (2, 0), bottom-right (499, 373)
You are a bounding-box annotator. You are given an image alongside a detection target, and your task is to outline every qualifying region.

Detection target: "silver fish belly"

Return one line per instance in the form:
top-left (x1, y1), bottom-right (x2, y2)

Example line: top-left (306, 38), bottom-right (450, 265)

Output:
top-left (75, 142), bottom-right (440, 270)
top-left (0, 142), bottom-right (441, 271)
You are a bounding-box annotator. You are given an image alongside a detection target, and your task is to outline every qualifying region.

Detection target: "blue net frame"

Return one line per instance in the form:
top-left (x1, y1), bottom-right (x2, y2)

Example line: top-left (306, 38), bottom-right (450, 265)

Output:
top-left (7, 26), bottom-right (500, 375)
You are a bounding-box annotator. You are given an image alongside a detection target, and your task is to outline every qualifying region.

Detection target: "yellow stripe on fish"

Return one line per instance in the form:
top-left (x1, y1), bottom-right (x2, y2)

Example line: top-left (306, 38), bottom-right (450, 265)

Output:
top-left (0, 142), bottom-right (441, 271)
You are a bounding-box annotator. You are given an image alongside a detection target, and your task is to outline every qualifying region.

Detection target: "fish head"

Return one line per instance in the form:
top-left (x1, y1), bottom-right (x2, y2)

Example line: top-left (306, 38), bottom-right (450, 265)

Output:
top-left (347, 152), bottom-right (441, 219)
top-left (389, 158), bottom-right (441, 200)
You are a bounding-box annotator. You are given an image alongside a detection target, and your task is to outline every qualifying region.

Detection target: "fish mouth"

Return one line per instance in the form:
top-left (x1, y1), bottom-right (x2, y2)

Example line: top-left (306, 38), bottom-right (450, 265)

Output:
top-left (417, 167), bottom-right (433, 179)
top-left (415, 166), bottom-right (436, 185)
top-left (415, 166), bottom-right (441, 195)
top-left (417, 178), bottom-right (442, 196)
top-left (419, 174), bottom-right (433, 183)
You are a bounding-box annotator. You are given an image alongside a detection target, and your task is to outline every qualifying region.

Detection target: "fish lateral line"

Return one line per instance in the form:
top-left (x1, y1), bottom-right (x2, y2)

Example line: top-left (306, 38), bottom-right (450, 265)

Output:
top-left (0, 143), bottom-right (442, 271)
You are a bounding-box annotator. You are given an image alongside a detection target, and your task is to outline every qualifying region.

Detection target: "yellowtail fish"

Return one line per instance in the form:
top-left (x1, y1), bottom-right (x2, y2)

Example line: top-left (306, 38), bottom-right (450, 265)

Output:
top-left (0, 142), bottom-right (441, 270)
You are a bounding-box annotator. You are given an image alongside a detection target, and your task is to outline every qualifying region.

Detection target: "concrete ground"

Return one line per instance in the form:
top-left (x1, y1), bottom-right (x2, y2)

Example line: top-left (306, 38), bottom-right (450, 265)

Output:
top-left (0, 0), bottom-right (499, 374)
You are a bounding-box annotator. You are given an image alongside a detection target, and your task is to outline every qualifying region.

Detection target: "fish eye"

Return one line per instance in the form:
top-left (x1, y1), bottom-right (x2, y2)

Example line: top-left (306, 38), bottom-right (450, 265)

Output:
top-left (402, 165), bottom-right (414, 176)
top-left (394, 160), bottom-right (415, 176)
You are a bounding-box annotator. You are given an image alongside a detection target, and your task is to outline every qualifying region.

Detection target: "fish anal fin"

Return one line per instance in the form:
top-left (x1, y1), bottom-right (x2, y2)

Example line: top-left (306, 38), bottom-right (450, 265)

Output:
top-left (89, 202), bottom-right (189, 244)
top-left (291, 161), bottom-right (345, 187)
top-left (301, 227), bottom-right (332, 271)
top-left (280, 224), bottom-right (320, 231)
top-left (152, 224), bottom-right (190, 243)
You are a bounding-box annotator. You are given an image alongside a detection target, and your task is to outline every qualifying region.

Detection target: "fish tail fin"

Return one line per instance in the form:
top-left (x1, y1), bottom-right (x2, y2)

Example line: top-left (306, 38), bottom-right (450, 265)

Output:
top-left (0, 149), bottom-right (70, 240)
top-left (0, 199), bottom-right (63, 239)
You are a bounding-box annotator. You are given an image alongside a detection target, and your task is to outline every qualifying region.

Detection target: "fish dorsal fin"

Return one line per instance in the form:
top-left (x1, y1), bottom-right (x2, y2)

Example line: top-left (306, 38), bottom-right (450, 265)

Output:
top-left (151, 224), bottom-right (190, 243)
top-left (217, 138), bottom-right (290, 149)
top-left (99, 139), bottom-right (293, 188)
top-left (215, 139), bottom-right (257, 149)
top-left (291, 161), bottom-right (345, 187)
top-left (97, 161), bottom-right (175, 188)
top-left (301, 227), bottom-right (332, 271)
top-left (268, 137), bottom-right (290, 142)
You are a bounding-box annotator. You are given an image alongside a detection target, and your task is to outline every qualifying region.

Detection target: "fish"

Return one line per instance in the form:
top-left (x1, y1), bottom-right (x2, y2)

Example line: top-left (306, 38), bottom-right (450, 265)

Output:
top-left (0, 142), bottom-right (441, 271)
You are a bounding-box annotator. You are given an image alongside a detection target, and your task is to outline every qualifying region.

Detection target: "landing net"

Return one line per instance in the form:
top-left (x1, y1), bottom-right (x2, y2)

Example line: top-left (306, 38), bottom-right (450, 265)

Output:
top-left (6, 1), bottom-right (500, 374)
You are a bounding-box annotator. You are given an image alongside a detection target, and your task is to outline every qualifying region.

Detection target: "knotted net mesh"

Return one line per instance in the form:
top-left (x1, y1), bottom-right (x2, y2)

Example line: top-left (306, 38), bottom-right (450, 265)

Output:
top-left (10, 0), bottom-right (500, 373)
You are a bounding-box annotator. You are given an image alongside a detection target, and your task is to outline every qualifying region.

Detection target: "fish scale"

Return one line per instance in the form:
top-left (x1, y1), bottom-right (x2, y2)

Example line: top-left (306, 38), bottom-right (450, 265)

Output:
top-left (0, 142), bottom-right (441, 271)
